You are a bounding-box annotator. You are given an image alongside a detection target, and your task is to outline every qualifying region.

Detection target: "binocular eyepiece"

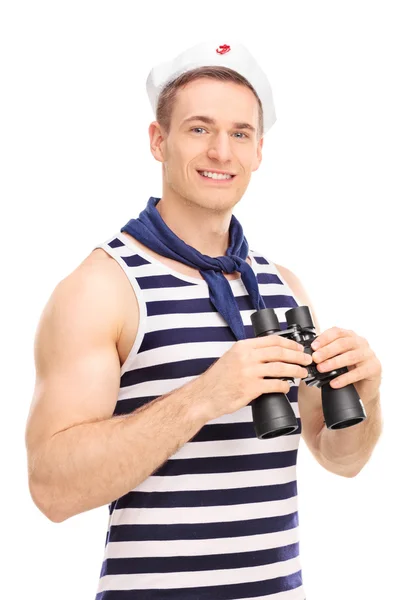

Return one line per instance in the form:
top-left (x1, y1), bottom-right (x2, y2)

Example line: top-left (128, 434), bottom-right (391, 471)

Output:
top-left (250, 305), bottom-right (367, 439)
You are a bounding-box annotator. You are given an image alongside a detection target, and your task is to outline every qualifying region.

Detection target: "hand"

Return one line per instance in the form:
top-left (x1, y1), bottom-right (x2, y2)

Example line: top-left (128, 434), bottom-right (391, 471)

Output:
top-left (310, 326), bottom-right (382, 405)
top-left (196, 335), bottom-right (312, 422)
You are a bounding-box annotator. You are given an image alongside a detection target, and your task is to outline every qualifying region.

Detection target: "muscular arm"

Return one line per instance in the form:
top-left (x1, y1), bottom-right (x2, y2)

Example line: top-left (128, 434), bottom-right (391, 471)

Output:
top-left (25, 254), bottom-right (207, 523)
top-left (275, 262), bottom-right (383, 477)
top-left (316, 391), bottom-right (382, 476)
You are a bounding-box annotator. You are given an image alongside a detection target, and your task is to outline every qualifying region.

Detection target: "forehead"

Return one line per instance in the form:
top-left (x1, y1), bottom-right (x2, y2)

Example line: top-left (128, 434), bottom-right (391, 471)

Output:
top-left (173, 78), bottom-right (259, 125)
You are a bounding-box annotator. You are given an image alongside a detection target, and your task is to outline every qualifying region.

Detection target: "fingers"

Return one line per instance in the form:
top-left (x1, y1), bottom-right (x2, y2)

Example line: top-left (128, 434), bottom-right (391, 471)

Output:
top-left (255, 344), bottom-right (312, 366)
top-left (255, 361), bottom-right (309, 379)
top-left (251, 334), bottom-right (303, 353)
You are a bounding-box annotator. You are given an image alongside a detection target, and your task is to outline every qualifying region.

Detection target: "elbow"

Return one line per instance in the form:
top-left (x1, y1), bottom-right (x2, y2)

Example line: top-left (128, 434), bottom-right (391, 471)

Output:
top-left (28, 478), bottom-right (68, 523)
top-left (319, 454), bottom-right (363, 478)
top-left (27, 454), bottom-right (69, 522)
top-left (45, 506), bottom-right (68, 523)
top-left (337, 460), bottom-right (366, 478)
top-left (341, 469), bottom-right (360, 478)
top-left (326, 466), bottom-right (359, 478)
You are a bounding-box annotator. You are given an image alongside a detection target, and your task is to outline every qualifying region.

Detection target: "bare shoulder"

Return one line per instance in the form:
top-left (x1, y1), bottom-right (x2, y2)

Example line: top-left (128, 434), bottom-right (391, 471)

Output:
top-left (274, 262), bottom-right (321, 334)
top-left (274, 262), bottom-right (326, 464)
top-left (77, 247), bottom-right (139, 338)
top-left (274, 262), bottom-right (300, 290)
top-left (273, 262), bottom-right (304, 299)
top-left (25, 247), bottom-right (138, 456)
top-left (51, 247), bottom-right (128, 331)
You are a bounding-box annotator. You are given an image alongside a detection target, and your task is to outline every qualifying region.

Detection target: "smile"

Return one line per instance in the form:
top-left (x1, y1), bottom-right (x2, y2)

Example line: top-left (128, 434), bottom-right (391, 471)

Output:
top-left (197, 170), bottom-right (236, 183)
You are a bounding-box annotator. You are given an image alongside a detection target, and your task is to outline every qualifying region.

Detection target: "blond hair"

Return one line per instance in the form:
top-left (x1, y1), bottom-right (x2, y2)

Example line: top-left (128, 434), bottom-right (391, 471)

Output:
top-left (156, 65), bottom-right (264, 141)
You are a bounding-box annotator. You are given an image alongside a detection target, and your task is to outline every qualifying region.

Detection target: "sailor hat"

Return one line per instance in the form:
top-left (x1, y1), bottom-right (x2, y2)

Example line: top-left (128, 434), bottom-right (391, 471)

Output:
top-left (146, 39), bottom-right (276, 135)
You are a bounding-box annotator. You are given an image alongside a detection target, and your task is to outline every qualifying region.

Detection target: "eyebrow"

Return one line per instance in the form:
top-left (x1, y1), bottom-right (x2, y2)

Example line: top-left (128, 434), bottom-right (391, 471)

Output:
top-left (181, 115), bottom-right (256, 133)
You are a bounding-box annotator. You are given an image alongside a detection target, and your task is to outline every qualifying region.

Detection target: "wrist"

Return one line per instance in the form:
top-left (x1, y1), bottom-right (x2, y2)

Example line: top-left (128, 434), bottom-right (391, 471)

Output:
top-left (174, 376), bottom-right (212, 430)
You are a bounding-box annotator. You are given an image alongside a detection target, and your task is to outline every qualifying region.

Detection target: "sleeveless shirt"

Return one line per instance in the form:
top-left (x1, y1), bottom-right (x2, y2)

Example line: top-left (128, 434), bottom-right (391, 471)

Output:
top-left (92, 231), bottom-right (306, 600)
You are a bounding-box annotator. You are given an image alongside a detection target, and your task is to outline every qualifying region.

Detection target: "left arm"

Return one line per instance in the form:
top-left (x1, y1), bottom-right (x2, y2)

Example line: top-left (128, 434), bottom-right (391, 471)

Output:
top-left (274, 263), bottom-right (383, 478)
top-left (316, 390), bottom-right (382, 477)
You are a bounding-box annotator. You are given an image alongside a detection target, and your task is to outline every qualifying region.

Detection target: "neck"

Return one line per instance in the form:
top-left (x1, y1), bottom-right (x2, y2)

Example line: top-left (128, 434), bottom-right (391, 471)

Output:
top-left (155, 191), bottom-right (233, 258)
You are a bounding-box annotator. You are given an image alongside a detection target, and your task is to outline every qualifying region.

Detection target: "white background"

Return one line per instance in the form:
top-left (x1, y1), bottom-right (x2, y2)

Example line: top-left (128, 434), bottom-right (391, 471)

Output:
top-left (1, 1), bottom-right (398, 599)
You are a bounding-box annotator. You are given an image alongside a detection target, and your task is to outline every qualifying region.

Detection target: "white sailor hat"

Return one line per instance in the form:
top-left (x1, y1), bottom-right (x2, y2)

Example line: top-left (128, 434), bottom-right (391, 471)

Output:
top-left (146, 39), bottom-right (276, 135)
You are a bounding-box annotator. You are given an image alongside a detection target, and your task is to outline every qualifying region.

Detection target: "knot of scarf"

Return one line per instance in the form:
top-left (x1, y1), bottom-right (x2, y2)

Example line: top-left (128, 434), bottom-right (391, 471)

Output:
top-left (120, 196), bottom-right (266, 340)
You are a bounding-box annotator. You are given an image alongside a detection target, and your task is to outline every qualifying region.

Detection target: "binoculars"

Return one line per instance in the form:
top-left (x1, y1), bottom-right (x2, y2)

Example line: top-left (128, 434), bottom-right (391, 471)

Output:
top-left (250, 305), bottom-right (367, 439)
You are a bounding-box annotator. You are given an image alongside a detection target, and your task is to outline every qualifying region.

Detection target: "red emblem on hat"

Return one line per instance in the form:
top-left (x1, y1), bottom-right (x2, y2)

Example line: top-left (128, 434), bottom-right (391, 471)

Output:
top-left (216, 44), bottom-right (231, 55)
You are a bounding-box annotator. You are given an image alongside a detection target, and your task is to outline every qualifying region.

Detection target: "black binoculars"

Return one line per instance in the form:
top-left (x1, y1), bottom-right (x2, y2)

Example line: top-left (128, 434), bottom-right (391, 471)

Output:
top-left (250, 305), bottom-right (367, 439)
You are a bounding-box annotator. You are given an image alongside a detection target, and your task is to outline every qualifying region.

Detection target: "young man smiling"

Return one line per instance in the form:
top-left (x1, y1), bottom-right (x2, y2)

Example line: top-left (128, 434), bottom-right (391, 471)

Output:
top-left (25, 40), bottom-right (382, 600)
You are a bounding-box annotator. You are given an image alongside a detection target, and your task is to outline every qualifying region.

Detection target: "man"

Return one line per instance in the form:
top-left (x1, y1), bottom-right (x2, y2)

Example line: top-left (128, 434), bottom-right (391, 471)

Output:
top-left (25, 40), bottom-right (383, 599)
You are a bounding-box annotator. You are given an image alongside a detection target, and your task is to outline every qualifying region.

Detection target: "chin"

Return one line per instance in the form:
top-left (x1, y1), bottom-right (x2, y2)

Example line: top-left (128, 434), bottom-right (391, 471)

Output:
top-left (195, 194), bottom-right (241, 212)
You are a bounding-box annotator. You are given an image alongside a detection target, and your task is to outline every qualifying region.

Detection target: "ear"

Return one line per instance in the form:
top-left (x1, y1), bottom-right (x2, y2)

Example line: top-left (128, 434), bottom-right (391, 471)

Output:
top-left (149, 121), bottom-right (166, 164)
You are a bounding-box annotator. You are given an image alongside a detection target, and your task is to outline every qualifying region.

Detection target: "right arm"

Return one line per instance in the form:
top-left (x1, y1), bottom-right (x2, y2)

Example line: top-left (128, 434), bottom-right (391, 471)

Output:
top-left (25, 255), bottom-right (208, 523)
top-left (25, 252), bottom-right (310, 523)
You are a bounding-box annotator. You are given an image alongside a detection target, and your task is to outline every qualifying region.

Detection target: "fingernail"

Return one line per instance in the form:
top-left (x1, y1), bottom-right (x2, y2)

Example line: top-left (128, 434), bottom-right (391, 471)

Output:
top-left (311, 340), bottom-right (320, 350)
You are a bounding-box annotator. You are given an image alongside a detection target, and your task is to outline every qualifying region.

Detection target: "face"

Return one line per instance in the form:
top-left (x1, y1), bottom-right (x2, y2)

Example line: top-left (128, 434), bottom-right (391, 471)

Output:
top-left (149, 78), bottom-right (263, 213)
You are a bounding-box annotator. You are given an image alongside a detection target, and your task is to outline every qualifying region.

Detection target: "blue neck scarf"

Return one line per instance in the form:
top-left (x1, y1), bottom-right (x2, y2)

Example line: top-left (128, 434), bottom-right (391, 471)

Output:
top-left (120, 196), bottom-right (266, 340)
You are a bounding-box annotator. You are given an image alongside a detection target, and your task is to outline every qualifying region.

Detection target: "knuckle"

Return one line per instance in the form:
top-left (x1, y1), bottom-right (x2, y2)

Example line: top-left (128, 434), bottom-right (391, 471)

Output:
top-left (234, 341), bottom-right (247, 359)
top-left (348, 349), bottom-right (357, 362)
top-left (262, 335), bottom-right (274, 347)
top-left (244, 363), bottom-right (256, 378)
top-left (344, 336), bottom-right (353, 348)
top-left (235, 339), bottom-right (246, 352)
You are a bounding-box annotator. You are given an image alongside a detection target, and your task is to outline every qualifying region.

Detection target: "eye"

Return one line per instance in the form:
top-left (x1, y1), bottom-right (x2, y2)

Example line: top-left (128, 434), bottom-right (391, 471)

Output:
top-left (190, 127), bottom-right (248, 139)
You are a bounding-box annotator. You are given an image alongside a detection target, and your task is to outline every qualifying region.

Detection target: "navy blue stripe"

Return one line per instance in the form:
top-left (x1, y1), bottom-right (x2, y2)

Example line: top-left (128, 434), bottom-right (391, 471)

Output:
top-left (254, 255), bottom-right (269, 265)
top-left (119, 370), bottom-right (298, 414)
top-left (110, 416), bottom-right (302, 443)
top-left (108, 511), bottom-right (299, 542)
top-left (145, 294), bottom-right (295, 316)
top-left (145, 294), bottom-right (255, 316)
top-left (133, 271), bottom-right (283, 290)
top-left (257, 272), bottom-right (282, 285)
top-left (137, 318), bottom-right (295, 354)
top-left (139, 325), bottom-right (253, 353)
top-left (151, 450), bottom-right (298, 476)
top-left (108, 237), bottom-right (124, 249)
top-left (113, 399), bottom-right (302, 436)
top-left (138, 273), bottom-right (283, 288)
top-left (121, 356), bottom-right (217, 388)
top-left (95, 570), bottom-right (303, 600)
top-left (137, 274), bottom-right (197, 289)
top-left (121, 348), bottom-right (303, 387)
top-left (113, 395), bottom-right (157, 415)
top-left (101, 542), bottom-right (300, 575)
top-left (122, 253), bottom-right (150, 267)
top-left (191, 416), bottom-right (302, 442)
top-left (114, 480), bottom-right (298, 510)
top-left (260, 294), bottom-right (298, 311)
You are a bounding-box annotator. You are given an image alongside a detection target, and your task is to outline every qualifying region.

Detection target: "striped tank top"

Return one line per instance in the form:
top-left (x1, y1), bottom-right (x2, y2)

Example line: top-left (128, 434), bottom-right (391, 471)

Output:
top-left (93, 230), bottom-right (306, 600)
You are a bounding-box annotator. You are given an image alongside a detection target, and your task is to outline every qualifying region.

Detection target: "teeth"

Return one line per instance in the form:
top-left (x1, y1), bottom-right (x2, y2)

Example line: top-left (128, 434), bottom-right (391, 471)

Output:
top-left (199, 171), bottom-right (233, 180)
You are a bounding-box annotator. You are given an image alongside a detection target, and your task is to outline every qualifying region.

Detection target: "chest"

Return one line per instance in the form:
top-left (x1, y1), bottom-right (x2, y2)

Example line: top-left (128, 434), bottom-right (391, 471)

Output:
top-left (116, 233), bottom-right (252, 366)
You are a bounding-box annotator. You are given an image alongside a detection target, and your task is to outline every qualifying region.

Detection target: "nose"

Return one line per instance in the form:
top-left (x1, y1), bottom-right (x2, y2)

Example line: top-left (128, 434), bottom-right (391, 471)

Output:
top-left (207, 132), bottom-right (234, 164)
